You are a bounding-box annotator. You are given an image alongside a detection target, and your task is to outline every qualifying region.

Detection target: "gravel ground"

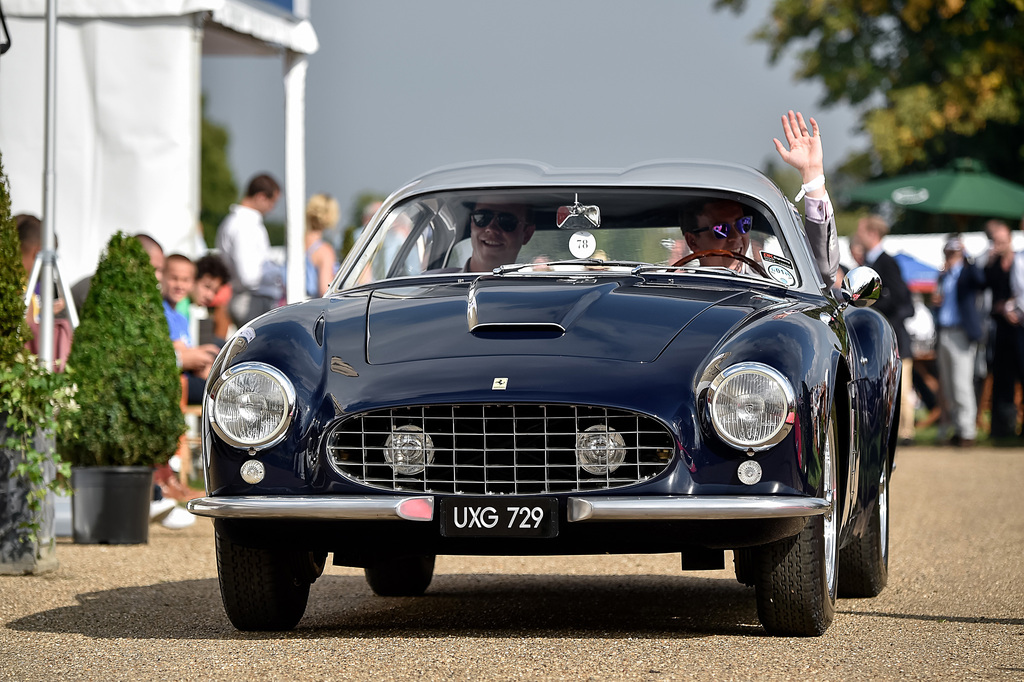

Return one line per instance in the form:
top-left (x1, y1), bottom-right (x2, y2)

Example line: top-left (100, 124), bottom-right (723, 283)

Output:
top-left (1, 446), bottom-right (1022, 681)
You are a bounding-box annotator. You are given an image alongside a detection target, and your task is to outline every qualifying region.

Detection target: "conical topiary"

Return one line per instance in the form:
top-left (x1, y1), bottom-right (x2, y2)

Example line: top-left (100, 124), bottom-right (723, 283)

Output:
top-left (0, 156), bottom-right (29, 364)
top-left (60, 232), bottom-right (185, 467)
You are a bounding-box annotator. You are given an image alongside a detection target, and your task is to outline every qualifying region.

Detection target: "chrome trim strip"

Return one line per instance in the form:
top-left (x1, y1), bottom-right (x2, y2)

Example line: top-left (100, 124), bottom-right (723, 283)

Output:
top-left (567, 496), bottom-right (830, 522)
top-left (186, 495), bottom-right (434, 521)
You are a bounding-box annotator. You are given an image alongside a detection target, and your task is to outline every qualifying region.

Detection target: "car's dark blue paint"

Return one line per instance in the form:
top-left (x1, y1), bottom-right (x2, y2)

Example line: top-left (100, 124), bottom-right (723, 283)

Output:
top-left (204, 271), bottom-right (896, 522)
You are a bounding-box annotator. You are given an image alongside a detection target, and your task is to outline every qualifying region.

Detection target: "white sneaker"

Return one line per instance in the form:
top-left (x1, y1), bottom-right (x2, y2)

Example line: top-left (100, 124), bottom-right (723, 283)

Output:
top-left (161, 506), bottom-right (196, 530)
top-left (150, 498), bottom-right (176, 522)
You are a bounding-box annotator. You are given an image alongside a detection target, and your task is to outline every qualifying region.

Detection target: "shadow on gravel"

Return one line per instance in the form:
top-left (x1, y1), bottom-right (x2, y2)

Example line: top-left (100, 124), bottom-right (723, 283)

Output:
top-left (841, 609), bottom-right (1024, 626)
top-left (7, 573), bottom-right (763, 639)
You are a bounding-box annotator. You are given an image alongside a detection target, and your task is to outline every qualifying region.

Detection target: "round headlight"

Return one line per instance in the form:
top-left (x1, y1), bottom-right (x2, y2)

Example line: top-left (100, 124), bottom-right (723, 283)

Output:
top-left (576, 424), bottom-right (626, 475)
top-left (707, 363), bottom-right (795, 450)
top-left (209, 362), bottom-right (295, 449)
top-left (384, 425), bottom-right (435, 475)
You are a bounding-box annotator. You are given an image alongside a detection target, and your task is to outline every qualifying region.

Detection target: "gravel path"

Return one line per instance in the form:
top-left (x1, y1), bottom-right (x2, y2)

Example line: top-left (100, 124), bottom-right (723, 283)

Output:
top-left (2, 446), bottom-right (1022, 681)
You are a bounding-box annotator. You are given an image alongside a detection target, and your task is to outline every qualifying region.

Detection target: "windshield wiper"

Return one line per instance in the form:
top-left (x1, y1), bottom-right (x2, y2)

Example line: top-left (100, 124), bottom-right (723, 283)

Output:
top-left (493, 259), bottom-right (650, 275)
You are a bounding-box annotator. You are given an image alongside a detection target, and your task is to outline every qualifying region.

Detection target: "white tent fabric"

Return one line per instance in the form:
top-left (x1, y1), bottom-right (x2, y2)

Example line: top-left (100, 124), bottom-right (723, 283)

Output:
top-left (0, 0), bottom-right (316, 299)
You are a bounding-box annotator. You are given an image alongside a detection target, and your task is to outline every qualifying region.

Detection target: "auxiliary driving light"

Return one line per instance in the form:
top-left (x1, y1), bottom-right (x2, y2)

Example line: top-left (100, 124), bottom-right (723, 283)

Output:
top-left (384, 425), bottom-right (435, 475)
top-left (576, 424), bottom-right (626, 475)
top-left (240, 459), bottom-right (265, 484)
top-left (737, 460), bottom-right (762, 485)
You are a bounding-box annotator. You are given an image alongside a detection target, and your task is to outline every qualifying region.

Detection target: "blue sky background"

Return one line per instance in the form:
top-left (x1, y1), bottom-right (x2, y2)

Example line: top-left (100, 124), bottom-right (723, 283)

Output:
top-left (202, 1), bottom-right (866, 223)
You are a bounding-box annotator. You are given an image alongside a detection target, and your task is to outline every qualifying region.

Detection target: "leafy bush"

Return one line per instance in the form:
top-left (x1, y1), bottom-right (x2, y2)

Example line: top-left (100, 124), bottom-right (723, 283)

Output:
top-left (60, 232), bottom-right (185, 467)
top-left (0, 151), bottom-right (77, 544)
top-left (0, 157), bottom-right (28, 364)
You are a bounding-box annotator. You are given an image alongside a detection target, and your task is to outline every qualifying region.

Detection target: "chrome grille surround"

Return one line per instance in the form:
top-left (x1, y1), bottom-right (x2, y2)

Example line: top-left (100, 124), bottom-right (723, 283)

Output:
top-left (325, 404), bottom-right (675, 495)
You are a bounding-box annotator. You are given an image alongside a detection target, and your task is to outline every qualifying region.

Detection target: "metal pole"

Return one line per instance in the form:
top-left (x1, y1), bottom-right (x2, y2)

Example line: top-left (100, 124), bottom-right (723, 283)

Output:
top-left (39, 0), bottom-right (57, 371)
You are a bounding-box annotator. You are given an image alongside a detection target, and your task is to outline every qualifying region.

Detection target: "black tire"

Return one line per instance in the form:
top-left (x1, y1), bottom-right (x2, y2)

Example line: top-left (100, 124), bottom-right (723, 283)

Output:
top-left (215, 529), bottom-right (325, 631)
top-left (733, 548), bottom-right (757, 587)
top-left (753, 409), bottom-right (839, 636)
top-left (365, 555), bottom-right (435, 596)
top-left (839, 464), bottom-right (889, 597)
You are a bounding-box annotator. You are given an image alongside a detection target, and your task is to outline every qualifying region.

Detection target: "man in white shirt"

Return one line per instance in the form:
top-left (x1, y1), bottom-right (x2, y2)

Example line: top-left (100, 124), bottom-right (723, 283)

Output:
top-left (215, 174), bottom-right (283, 327)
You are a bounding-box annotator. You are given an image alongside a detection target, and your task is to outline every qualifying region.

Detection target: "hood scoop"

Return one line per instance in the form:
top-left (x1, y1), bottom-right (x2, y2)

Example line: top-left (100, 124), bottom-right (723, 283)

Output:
top-left (468, 278), bottom-right (610, 336)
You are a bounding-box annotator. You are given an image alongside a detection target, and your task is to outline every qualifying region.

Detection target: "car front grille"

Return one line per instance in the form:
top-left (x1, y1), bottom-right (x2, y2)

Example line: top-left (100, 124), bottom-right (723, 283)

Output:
top-left (325, 404), bottom-right (675, 495)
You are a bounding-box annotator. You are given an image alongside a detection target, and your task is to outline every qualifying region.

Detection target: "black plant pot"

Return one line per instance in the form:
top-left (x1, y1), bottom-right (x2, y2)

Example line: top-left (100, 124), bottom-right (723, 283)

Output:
top-left (71, 466), bottom-right (153, 544)
top-left (0, 427), bottom-right (58, 574)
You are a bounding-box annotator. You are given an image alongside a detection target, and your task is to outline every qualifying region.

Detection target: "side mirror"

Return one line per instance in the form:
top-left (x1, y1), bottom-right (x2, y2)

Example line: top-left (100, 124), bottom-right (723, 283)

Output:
top-left (842, 266), bottom-right (881, 307)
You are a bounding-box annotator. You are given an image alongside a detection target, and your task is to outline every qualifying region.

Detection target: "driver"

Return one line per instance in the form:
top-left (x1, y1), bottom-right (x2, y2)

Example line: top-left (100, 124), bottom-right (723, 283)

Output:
top-left (680, 110), bottom-right (839, 284)
top-left (462, 201), bottom-right (536, 272)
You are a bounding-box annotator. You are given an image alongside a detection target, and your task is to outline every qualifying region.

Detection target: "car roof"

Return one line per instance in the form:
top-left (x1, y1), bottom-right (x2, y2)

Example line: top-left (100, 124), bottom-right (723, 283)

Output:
top-left (388, 159), bottom-right (790, 211)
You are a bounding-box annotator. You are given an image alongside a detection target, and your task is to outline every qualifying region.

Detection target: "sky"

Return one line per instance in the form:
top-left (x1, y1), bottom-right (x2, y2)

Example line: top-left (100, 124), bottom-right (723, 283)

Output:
top-left (201, 1), bottom-right (867, 224)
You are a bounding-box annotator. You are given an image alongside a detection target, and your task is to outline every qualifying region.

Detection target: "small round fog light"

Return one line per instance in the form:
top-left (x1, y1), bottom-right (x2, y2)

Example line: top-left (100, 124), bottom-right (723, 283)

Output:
top-left (384, 425), bottom-right (435, 475)
top-left (737, 460), bottom-right (762, 485)
top-left (240, 459), bottom-right (265, 484)
top-left (577, 425), bottom-right (627, 475)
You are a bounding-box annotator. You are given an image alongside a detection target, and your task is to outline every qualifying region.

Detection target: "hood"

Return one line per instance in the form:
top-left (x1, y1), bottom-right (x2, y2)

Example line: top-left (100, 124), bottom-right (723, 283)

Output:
top-left (363, 275), bottom-right (788, 365)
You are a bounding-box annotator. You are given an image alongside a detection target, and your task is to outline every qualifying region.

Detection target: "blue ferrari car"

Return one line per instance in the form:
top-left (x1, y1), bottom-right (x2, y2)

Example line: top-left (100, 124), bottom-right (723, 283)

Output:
top-left (190, 160), bottom-right (900, 636)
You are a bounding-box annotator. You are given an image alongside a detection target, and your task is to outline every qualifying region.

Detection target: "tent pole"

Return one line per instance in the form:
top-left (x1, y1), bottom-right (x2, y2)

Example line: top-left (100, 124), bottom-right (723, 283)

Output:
top-left (39, 0), bottom-right (57, 371)
top-left (283, 50), bottom-right (308, 304)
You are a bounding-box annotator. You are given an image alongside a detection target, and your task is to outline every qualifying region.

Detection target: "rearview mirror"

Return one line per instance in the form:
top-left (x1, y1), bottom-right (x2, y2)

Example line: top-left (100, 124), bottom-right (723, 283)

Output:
top-left (556, 196), bottom-right (600, 230)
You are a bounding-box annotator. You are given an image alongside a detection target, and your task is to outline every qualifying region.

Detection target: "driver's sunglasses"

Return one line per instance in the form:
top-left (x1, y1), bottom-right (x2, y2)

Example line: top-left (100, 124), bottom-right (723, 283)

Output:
top-left (691, 215), bottom-right (754, 238)
top-left (470, 210), bottom-right (520, 232)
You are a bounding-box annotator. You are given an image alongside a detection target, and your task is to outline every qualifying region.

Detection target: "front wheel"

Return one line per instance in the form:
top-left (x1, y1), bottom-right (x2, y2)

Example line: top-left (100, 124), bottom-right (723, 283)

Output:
top-left (753, 409), bottom-right (839, 636)
top-left (215, 530), bottom-right (325, 631)
top-left (365, 555), bottom-right (436, 596)
top-left (839, 464), bottom-right (889, 597)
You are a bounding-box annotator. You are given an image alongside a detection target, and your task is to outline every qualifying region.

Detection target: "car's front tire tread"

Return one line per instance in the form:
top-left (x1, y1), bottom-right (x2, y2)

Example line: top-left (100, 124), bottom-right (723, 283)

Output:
top-left (215, 530), bottom-right (314, 631)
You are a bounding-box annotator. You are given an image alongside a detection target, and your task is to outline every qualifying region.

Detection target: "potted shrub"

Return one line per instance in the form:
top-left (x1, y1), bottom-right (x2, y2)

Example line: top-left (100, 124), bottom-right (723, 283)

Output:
top-left (0, 154), bottom-right (77, 574)
top-left (59, 232), bottom-right (185, 544)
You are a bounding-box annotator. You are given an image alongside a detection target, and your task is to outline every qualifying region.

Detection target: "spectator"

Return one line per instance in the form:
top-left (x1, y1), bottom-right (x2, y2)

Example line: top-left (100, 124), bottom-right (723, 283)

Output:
top-left (161, 254), bottom-right (218, 405)
top-left (173, 253), bottom-right (231, 344)
top-left (854, 215), bottom-right (916, 444)
top-left (305, 193), bottom-right (341, 297)
top-left (16, 214), bottom-right (72, 369)
top-left (984, 219), bottom-right (1023, 438)
top-left (215, 173), bottom-right (284, 326)
top-left (933, 235), bottom-right (986, 447)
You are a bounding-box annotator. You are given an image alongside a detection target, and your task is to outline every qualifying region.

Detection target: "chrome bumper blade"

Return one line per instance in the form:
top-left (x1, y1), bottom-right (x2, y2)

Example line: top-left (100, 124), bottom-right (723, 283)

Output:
top-left (186, 495), bottom-right (434, 521)
top-left (567, 496), bottom-right (830, 522)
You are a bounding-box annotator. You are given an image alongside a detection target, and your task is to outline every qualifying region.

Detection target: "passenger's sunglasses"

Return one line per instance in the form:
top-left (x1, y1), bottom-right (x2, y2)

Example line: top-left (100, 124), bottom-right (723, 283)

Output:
top-left (691, 216), bottom-right (754, 239)
top-left (470, 210), bottom-right (520, 232)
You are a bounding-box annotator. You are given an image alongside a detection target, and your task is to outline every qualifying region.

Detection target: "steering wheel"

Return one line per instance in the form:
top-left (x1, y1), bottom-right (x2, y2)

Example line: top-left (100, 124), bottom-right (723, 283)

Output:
top-left (672, 249), bottom-right (768, 278)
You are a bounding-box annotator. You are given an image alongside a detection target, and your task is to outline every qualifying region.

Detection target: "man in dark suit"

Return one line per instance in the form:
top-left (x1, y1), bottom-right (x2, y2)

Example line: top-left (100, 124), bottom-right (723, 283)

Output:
top-left (933, 235), bottom-right (986, 446)
top-left (855, 214), bottom-right (915, 443)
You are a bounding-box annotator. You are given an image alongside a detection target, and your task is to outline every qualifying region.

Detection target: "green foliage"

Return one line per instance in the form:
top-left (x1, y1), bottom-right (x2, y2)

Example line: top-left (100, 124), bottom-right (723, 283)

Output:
top-left (60, 233), bottom-right (185, 467)
top-left (0, 156), bottom-right (29, 364)
top-left (2, 356), bottom-right (77, 543)
top-left (200, 95), bottom-right (238, 247)
top-left (0, 149), bottom-right (76, 543)
top-left (717, 0), bottom-right (1024, 182)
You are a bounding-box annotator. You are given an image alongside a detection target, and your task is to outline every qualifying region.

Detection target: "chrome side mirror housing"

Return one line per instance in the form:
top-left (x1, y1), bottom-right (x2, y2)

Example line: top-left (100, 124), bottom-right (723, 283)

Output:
top-left (842, 266), bottom-right (881, 307)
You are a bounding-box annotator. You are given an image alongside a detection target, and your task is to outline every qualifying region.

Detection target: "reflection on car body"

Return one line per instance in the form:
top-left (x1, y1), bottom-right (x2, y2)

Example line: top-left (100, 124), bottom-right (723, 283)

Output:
top-left (190, 160), bottom-right (898, 636)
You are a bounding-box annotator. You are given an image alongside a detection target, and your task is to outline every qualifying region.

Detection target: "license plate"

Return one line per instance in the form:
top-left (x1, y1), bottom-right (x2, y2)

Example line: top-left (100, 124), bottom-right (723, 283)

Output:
top-left (440, 498), bottom-right (558, 538)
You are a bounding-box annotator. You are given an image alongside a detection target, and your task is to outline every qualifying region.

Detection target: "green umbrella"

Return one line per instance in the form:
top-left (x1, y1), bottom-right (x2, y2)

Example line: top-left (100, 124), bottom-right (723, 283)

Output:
top-left (848, 159), bottom-right (1024, 220)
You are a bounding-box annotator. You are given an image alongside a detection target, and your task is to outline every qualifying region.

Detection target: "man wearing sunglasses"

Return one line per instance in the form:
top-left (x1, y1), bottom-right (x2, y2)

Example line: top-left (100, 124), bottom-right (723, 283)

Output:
top-left (681, 111), bottom-right (838, 284)
top-left (464, 202), bottom-right (536, 272)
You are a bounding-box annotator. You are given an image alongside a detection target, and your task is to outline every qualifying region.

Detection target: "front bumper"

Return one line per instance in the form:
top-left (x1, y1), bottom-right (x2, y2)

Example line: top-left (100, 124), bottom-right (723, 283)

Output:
top-left (188, 494), bottom-right (830, 522)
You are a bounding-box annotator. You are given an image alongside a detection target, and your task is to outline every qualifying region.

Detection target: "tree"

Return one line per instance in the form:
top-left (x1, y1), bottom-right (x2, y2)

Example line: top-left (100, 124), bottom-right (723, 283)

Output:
top-left (200, 96), bottom-right (238, 247)
top-left (716, 0), bottom-right (1024, 183)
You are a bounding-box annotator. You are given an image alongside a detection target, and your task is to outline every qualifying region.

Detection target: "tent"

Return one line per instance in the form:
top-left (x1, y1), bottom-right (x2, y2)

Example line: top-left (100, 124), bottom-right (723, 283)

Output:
top-left (0, 0), bottom-right (317, 304)
top-left (893, 252), bottom-right (939, 294)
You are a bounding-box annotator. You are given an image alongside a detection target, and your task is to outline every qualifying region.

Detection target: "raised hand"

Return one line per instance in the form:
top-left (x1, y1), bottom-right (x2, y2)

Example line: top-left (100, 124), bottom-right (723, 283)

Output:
top-left (773, 110), bottom-right (824, 184)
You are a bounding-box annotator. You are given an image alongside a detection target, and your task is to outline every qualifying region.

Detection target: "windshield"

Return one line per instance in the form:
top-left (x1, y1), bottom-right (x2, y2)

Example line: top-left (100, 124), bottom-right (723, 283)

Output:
top-left (338, 188), bottom-right (800, 290)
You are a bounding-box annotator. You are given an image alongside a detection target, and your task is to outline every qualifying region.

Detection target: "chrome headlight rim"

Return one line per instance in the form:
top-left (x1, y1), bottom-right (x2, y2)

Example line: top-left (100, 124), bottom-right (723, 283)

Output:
top-left (208, 361), bottom-right (296, 450)
top-left (706, 362), bottom-right (796, 451)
